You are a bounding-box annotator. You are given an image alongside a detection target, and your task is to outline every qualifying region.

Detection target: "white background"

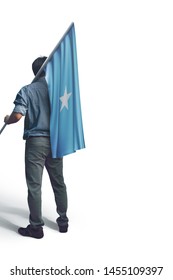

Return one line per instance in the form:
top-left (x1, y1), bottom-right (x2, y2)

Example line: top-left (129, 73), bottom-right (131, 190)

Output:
top-left (0, 0), bottom-right (173, 279)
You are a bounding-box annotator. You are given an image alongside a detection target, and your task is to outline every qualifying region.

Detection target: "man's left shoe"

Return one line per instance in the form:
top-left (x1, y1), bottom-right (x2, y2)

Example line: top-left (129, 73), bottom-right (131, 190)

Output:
top-left (18, 225), bottom-right (44, 239)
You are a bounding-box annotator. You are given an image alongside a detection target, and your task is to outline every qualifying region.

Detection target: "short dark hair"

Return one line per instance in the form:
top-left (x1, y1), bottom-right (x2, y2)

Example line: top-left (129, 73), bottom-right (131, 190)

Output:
top-left (32, 56), bottom-right (47, 76)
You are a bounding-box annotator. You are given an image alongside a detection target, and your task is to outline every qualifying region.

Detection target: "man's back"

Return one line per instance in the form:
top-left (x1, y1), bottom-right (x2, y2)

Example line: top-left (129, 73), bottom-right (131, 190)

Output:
top-left (14, 77), bottom-right (50, 139)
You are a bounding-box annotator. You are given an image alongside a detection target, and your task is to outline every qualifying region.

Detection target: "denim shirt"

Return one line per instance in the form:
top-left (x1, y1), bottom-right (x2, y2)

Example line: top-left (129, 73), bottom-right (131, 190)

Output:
top-left (13, 77), bottom-right (50, 139)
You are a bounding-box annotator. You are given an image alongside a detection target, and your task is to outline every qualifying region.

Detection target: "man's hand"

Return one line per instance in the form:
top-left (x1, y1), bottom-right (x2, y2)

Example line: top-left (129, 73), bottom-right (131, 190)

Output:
top-left (4, 115), bottom-right (10, 124)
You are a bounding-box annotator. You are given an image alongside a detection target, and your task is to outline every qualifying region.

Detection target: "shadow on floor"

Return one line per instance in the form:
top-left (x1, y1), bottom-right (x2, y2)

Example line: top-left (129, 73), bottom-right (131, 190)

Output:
top-left (0, 204), bottom-right (58, 232)
top-left (0, 204), bottom-right (28, 232)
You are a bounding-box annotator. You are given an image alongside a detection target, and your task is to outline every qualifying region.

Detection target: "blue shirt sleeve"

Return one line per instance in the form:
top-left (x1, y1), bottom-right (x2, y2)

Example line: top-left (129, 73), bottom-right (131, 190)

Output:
top-left (13, 87), bottom-right (28, 116)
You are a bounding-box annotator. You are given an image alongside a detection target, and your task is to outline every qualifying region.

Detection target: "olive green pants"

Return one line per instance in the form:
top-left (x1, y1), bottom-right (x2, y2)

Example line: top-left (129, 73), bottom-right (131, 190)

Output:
top-left (25, 137), bottom-right (68, 228)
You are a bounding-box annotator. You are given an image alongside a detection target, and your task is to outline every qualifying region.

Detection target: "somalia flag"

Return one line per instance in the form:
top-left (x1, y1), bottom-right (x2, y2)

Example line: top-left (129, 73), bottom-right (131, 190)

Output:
top-left (44, 23), bottom-right (85, 158)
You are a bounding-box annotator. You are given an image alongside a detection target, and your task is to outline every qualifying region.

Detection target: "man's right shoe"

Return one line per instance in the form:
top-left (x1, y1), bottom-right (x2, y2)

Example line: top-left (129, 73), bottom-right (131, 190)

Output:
top-left (18, 225), bottom-right (44, 239)
top-left (59, 225), bottom-right (68, 233)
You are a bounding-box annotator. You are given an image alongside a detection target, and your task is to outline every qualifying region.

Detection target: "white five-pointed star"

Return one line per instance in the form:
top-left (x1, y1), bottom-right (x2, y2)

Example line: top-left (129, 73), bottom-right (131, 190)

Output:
top-left (60, 87), bottom-right (72, 112)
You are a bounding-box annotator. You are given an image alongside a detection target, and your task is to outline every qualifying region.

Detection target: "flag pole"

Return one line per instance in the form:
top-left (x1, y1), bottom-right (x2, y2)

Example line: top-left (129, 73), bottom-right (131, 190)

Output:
top-left (0, 123), bottom-right (6, 135)
top-left (0, 22), bottom-right (74, 135)
top-left (32, 22), bottom-right (74, 82)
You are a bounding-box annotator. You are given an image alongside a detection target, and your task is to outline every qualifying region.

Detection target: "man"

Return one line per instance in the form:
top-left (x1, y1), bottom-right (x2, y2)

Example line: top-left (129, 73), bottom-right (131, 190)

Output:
top-left (4, 57), bottom-right (68, 238)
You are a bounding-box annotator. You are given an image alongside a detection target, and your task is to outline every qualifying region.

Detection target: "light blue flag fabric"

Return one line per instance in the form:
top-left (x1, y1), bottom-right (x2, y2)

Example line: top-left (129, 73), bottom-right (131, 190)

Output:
top-left (45, 23), bottom-right (85, 158)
